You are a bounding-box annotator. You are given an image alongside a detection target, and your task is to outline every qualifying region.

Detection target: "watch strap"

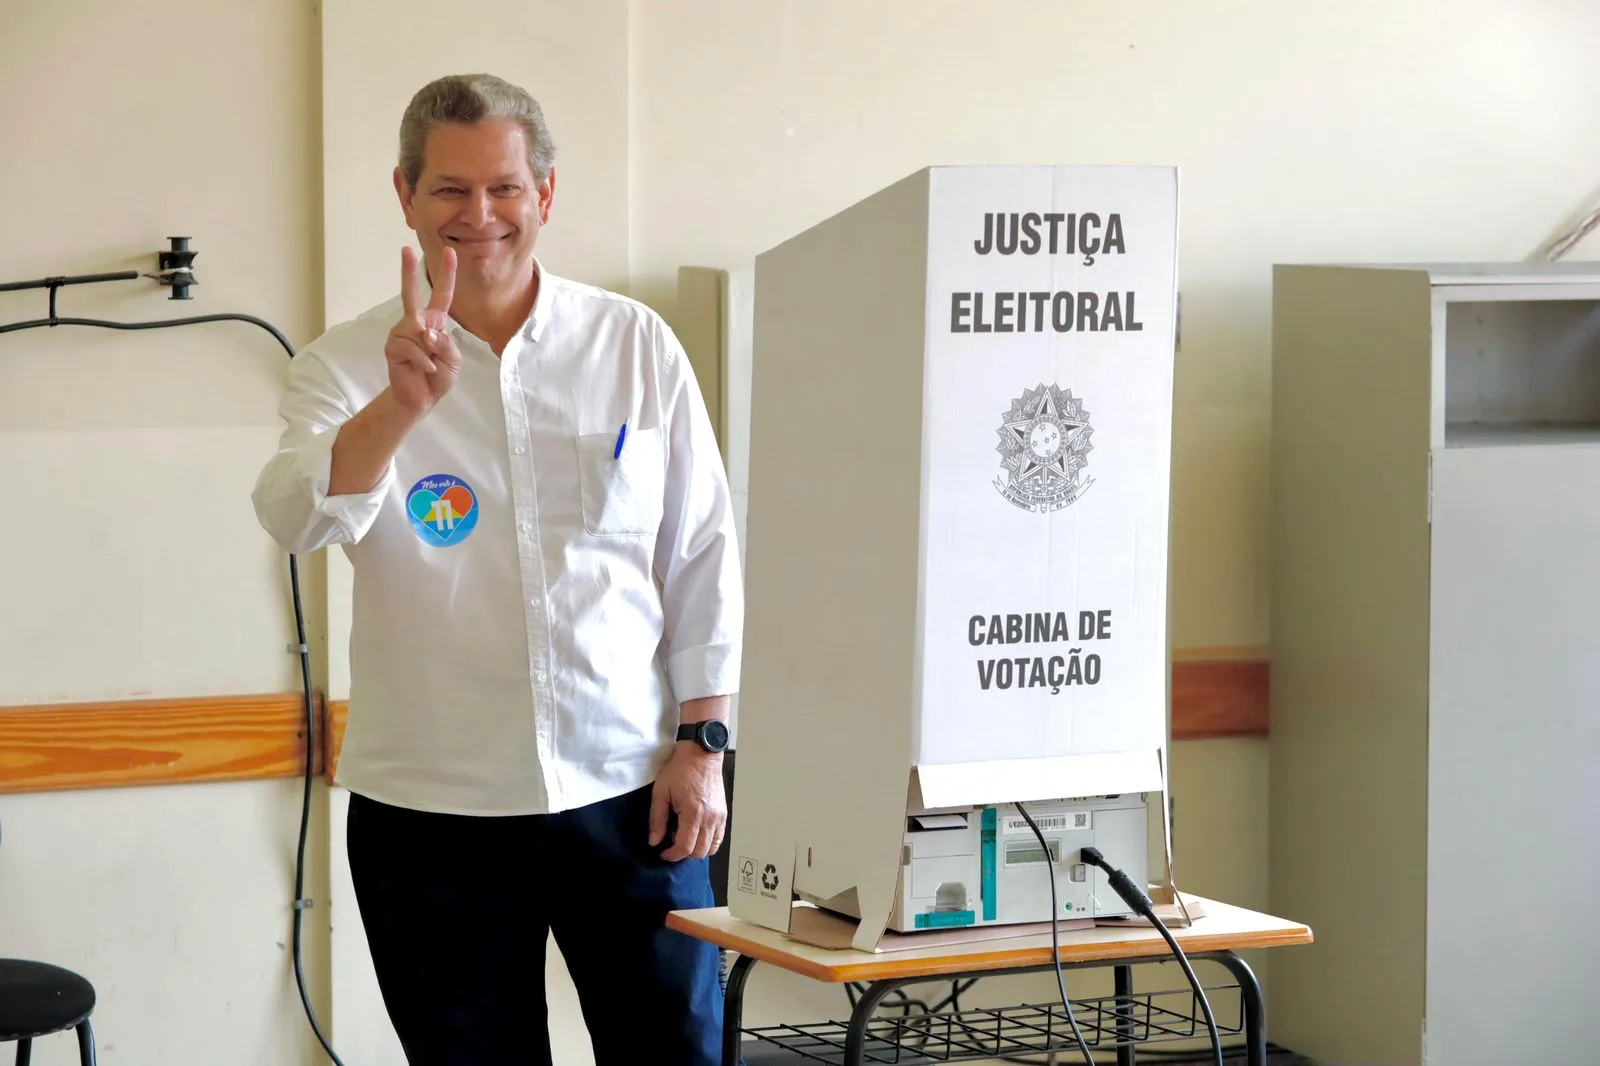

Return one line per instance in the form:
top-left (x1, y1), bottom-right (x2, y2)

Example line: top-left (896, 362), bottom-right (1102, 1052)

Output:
top-left (676, 720), bottom-right (728, 751)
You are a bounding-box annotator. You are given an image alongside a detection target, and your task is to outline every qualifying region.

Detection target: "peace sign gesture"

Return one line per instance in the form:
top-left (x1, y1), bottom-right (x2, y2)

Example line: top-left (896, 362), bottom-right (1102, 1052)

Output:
top-left (385, 245), bottom-right (463, 415)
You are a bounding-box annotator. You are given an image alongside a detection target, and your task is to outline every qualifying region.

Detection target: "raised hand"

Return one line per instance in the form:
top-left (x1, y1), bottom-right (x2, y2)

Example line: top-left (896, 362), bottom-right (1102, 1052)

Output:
top-left (385, 245), bottom-right (463, 415)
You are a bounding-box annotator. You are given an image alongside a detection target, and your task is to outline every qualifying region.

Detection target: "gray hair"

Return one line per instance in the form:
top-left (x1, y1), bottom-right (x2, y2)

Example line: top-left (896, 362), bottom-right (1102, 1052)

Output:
top-left (397, 73), bottom-right (557, 188)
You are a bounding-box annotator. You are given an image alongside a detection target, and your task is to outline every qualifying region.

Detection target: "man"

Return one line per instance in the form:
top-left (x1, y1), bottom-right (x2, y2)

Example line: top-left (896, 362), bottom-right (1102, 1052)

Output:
top-left (252, 72), bottom-right (741, 1066)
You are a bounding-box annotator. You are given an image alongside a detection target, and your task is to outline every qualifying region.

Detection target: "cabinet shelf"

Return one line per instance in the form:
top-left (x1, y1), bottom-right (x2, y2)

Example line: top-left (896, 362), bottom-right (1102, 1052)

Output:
top-left (1444, 421), bottom-right (1600, 448)
top-left (1442, 297), bottom-right (1600, 446)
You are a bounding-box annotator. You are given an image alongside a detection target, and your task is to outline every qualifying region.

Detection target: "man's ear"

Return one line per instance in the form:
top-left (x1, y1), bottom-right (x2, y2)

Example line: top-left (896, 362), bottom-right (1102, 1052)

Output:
top-left (394, 167), bottom-right (416, 227)
top-left (537, 167), bottom-right (556, 225)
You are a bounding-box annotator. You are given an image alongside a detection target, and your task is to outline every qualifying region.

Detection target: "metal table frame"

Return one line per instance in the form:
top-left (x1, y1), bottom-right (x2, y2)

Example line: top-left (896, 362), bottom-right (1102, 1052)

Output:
top-left (720, 948), bottom-right (1266, 1066)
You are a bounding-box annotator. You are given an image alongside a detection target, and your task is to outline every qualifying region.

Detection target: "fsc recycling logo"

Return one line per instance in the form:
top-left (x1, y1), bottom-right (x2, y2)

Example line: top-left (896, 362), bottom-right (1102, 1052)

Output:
top-left (737, 855), bottom-right (782, 899)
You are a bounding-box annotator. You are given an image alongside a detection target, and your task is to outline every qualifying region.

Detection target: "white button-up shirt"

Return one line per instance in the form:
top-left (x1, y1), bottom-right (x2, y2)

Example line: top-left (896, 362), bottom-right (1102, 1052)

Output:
top-left (252, 263), bottom-right (743, 815)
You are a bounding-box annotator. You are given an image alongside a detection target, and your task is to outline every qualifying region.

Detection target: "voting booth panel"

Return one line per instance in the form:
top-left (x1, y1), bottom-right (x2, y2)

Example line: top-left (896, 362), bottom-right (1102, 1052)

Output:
top-left (726, 165), bottom-right (1183, 952)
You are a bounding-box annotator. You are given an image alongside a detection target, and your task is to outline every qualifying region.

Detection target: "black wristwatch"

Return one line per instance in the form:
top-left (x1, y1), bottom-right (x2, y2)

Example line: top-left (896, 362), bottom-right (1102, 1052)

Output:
top-left (676, 720), bottom-right (730, 753)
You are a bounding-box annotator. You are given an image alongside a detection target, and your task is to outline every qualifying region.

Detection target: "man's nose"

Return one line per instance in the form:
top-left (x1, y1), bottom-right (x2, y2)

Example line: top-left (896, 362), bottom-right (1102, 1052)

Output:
top-left (463, 192), bottom-right (494, 227)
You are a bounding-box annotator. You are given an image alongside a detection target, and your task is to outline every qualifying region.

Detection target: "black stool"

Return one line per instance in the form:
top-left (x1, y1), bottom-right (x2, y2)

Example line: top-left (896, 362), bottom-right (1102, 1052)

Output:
top-left (0, 959), bottom-right (96, 1065)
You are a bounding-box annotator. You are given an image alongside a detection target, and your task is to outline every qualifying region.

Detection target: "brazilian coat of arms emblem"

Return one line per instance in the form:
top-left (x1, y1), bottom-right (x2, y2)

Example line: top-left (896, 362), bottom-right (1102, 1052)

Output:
top-left (994, 383), bottom-right (1095, 512)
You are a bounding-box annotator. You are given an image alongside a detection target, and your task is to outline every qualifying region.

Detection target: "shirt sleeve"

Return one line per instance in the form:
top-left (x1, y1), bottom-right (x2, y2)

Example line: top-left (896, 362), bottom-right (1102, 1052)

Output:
top-left (251, 348), bottom-right (394, 555)
top-left (652, 323), bottom-right (744, 704)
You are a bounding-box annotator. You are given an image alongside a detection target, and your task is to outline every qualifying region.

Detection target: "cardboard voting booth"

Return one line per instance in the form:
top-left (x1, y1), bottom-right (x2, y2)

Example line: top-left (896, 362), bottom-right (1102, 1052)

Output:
top-left (726, 165), bottom-right (1182, 952)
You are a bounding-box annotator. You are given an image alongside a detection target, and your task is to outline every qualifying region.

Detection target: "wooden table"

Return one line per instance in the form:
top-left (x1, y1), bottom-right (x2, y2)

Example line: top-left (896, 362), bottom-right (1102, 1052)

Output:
top-left (667, 897), bottom-right (1312, 1066)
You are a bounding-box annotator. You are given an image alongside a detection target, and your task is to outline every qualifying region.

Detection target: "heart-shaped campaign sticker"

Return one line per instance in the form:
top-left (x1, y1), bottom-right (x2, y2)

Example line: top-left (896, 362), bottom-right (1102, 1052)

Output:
top-left (406, 474), bottom-right (479, 547)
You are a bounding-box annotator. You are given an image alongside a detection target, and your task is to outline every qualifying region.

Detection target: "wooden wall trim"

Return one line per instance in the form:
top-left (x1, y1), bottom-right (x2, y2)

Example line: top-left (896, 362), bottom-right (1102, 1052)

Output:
top-left (0, 651), bottom-right (1266, 794)
top-left (1171, 649), bottom-right (1270, 740)
top-left (327, 698), bottom-right (348, 784)
top-left (0, 692), bottom-right (324, 795)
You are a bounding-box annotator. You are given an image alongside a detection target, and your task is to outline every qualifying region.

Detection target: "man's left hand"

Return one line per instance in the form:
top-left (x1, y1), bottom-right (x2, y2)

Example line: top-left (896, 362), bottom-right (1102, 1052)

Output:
top-left (649, 744), bottom-right (726, 862)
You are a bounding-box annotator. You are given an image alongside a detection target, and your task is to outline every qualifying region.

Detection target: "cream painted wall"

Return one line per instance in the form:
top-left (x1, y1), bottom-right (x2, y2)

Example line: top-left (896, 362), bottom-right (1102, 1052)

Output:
top-left (629, 0), bottom-right (1600, 652)
top-left (628, 0), bottom-right (1600, 1030)
top-left (320, 0), bottom-right (631, 328)
top-left (0, 1), bottom-right (327, 1064)
top-left (10, 1), bottom-right (1600, 1062)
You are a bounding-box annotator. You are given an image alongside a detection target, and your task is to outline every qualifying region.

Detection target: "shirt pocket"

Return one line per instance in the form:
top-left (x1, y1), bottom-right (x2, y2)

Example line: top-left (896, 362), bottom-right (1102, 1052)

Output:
top-left (574, 425), bottom-right (666, 537)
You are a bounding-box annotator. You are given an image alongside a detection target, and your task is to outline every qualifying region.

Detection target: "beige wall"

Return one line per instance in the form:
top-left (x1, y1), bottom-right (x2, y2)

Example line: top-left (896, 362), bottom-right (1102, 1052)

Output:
top-left (5, 0), bottom-right (1600, 1062)
top-left (628, 0), bottom-right (1600, 1013)
top-left (629, 0), bottom-right (1600, 651)
top-left (0, 2), bottom-right (327, 1064)
top-left (320, 0), bottom-right (631, 326)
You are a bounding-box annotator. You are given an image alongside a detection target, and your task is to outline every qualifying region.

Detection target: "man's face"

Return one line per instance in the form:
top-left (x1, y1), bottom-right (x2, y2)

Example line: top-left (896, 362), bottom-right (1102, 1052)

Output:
top-left (394, 118), bottom-right (553, 301)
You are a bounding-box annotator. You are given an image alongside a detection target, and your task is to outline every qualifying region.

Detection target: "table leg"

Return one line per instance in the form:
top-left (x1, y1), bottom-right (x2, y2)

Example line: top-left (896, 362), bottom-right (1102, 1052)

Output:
top-left (844, 979), bottom-right (902, 1066)
top-left (1114, 964), bottom-right (1136, 1066)
top-left (722, 952), bottom-right (757, 1066)
top-left (1206, 951), bottom-right (1265, 1066)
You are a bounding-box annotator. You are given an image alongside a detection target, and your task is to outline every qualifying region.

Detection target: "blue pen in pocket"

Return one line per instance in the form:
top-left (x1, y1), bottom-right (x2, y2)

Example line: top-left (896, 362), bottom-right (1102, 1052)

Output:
top-left (613, 422), bottom-right (628, 460)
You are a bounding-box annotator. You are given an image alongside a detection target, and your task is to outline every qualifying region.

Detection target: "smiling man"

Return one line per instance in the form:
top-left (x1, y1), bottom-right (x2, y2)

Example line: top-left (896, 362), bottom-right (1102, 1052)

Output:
top-left (251, 73), bottom-right (742, 1066)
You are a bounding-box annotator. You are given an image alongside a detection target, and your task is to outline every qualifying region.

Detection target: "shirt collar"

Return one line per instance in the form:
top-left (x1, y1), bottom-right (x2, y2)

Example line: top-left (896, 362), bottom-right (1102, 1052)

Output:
top-left (524, 255), bottom-right (553, 343)
top-left (417, 253), bottom-right (554, 346)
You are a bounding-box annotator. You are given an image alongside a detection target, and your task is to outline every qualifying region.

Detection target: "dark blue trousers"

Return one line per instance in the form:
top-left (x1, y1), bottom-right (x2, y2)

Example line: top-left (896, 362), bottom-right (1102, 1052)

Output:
top-left (346, 783), bottom-right (723, 1065)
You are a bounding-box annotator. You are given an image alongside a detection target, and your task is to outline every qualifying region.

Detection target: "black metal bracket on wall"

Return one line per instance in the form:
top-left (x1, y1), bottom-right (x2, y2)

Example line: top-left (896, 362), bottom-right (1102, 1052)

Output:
top-left (156, 237), bottom-right (197, 300)
top-left (0, 237), bottom-right (197, 322)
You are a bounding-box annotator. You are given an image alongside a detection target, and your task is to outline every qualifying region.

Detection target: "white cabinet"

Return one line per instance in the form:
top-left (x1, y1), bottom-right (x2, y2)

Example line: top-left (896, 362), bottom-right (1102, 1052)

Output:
top-left (1268, 263), bottom-right (1600, 1066)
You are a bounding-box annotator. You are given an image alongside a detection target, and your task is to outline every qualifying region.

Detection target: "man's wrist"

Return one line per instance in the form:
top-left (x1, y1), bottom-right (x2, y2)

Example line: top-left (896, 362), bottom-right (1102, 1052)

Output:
top-left (673, 741), bottom-right (723, 763)
top-left (675, 718), bottom-right (730, 754)
top-left (377, 385), bottom-right (432, 423)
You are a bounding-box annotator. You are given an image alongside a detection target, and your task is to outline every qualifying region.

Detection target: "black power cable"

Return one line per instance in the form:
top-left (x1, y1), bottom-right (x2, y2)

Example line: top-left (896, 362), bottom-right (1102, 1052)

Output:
top-left (841, 806), bottom-right (1270, 1066)
top-left (1013, 802), bottom-right (1097, 1066)
top-left (850, 806), bottom-right (1228, 1066)
top-left (1079, 845), bottom-right (1223, 1066)
top-left (0, 285), bottom-right (345, 1066)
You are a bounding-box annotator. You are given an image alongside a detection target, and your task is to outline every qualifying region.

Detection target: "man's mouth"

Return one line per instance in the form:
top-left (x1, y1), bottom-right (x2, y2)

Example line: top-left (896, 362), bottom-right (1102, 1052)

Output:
top-left (446, 234), bottom-right (511, 245)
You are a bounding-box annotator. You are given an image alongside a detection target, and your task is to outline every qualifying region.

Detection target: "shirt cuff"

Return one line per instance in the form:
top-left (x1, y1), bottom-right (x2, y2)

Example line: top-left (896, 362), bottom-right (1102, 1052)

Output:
top-left (302, 427), bottom-right (394, 540)
top-left (665, 642), bottom-right (741, 704)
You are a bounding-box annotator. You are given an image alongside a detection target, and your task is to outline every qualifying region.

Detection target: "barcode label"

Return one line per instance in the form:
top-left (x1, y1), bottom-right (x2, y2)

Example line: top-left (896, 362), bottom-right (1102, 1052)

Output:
top-left (1003, 811), bottom-right (1091, 834)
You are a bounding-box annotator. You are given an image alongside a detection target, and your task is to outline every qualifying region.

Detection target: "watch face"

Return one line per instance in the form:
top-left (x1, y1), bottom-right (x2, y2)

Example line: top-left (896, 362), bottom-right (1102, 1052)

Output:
top-left (702, 720), bottom-right (730, 750)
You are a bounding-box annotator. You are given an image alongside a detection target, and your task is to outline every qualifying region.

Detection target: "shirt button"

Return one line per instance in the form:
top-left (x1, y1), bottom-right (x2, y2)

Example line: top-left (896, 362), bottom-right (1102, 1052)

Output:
top-left (535, 670), bottom-right (548, 684)
top-left (519, 521), bottom-right (531, 533)
top-left (514, 445), bottom-right (525, 455)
